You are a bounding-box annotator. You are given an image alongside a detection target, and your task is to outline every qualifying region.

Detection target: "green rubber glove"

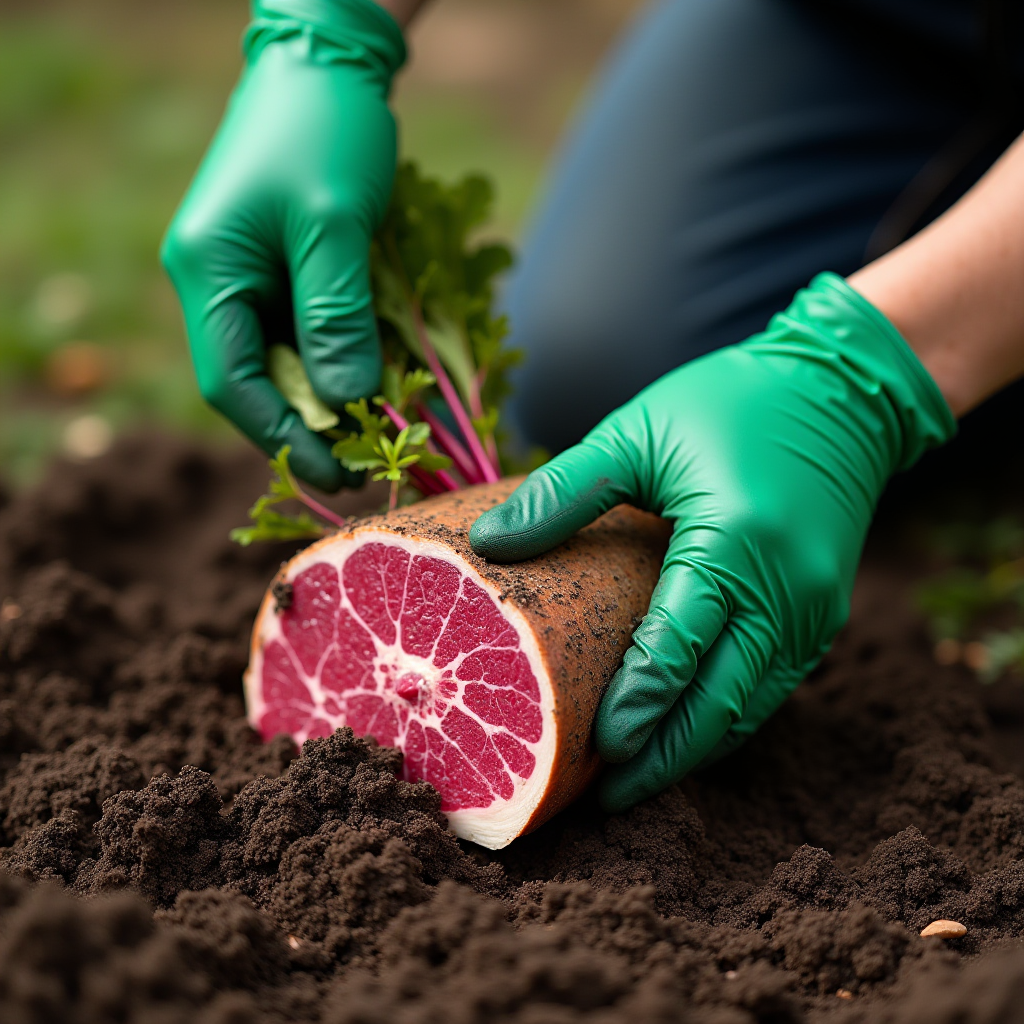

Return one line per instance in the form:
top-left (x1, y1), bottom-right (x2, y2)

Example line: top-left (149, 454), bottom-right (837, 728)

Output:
top-left (161, 0), bottom-right (405, 491)
top-left (471, 274), bottom-right (955, 811)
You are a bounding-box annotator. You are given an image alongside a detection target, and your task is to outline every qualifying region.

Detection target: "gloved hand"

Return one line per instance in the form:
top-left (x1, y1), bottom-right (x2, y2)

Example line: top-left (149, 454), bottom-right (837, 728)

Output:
top-left (471, 274), bottom-right (955, 811)
top-left (161, 0), bottom-right (405, 491)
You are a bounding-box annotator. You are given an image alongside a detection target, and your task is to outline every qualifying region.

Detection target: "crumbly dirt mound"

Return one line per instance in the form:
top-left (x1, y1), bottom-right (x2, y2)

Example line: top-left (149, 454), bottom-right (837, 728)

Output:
top-left (1, 434), bottom-right (1024, 1023)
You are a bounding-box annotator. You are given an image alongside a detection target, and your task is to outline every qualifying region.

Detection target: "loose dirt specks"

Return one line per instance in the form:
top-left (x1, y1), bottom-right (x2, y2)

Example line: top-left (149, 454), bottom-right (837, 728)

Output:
top-left (271, 580), bottom-right (293, 613)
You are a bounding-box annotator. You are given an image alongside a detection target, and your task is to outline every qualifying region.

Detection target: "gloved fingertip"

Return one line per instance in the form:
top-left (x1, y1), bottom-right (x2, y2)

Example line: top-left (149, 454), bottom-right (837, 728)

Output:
top-left (299, 309), bottom-right (382, 410)
top-left (472, 444), bottom-right (633, 563)
top-left (594, 736), bottom-right (641, 765)
top-left (469, 505), bottom-right (521, 562)
top-left (306, 348), bottom-right (382, 411)
top-left (594, 714), bottom-right (647, 764)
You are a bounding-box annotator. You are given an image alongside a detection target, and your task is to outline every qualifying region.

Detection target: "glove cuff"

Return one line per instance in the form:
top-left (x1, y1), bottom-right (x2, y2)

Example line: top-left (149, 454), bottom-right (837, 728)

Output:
top-left (246, 0), bottom-right (407, 81)
top-left (777, 272), bottom-right (957, 472)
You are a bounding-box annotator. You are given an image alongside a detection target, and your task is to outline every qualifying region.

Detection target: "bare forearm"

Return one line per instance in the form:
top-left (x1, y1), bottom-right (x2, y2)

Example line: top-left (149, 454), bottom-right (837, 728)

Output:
top-left (850, 131), bottom-right (1024, 417)
top-left (374, 0), bottom-right (430, 29)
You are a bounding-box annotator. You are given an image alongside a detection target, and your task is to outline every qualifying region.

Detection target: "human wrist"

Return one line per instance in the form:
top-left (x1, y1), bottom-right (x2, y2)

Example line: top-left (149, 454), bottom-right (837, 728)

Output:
top-left (372, 0), bottom-right (427, 29)
top-left (848, 132), bottom-right (1024, 420)
top-left (848, 262), bottom-right (998, 419)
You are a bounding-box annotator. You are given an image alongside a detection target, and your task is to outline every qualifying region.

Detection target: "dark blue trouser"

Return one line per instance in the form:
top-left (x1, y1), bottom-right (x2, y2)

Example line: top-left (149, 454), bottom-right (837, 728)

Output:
top-left (505, 0), bottom-right (1022, 496)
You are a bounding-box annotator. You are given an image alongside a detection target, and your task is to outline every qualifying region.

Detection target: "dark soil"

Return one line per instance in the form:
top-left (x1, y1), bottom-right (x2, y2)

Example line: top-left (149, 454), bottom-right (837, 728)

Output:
top-left (1, 434), bottom-right (1023, 1024)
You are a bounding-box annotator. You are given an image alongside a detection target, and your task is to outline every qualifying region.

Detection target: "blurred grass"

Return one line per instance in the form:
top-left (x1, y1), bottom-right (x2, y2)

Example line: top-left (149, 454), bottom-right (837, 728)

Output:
top-left (0, 15), bottom-right (234, 484)
top-left (0, 1), bottom-right (585, 486)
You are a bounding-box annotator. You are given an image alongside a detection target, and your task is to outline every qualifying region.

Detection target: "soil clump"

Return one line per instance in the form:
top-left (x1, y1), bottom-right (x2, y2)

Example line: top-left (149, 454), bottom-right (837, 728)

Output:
top-left (0, 434), bottom-right (1023, 1023)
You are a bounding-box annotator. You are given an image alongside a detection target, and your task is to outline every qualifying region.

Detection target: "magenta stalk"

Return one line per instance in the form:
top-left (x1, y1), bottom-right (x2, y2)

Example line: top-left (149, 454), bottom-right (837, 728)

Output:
top-left (408, 465), bottom-right (445, 496)
top-left (416, 403), bottom-right (484, 485)
top-left (379, 400), bottom-right (461, 493)
top-left (295, 490), bottom-right (349, 530)
top-left (410, 305), bottom-right (500, 484)
top-left (468, 371), bottom-right (501, 474)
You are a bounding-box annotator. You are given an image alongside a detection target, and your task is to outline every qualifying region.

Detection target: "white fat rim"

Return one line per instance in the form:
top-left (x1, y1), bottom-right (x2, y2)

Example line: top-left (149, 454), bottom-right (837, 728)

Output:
top-left (244, 527), bottom-right (557, 850)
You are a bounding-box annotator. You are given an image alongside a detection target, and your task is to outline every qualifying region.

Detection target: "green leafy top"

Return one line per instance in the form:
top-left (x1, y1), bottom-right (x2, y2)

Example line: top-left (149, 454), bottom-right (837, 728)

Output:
top-left (378, 364), bottom-right (436, 417)
top-left (229, 446), bottom-right (329, 546)
top-left (233, 162), bottom-right (525, 544)
top-left (331, 397), bottom-right (452, 483)
top-left (372, 162), bottom-right (519, 418)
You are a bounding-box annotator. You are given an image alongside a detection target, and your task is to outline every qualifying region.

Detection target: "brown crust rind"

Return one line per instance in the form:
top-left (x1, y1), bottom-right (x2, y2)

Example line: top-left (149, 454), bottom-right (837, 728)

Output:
top-left (254, 480), bottom-right (670, 839)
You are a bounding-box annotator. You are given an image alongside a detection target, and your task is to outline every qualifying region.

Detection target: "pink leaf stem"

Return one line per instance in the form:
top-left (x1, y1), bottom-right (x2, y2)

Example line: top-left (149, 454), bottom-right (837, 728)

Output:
top-left (377, 400), bottom-right (412, 433)
top-left (485, 436), bottom-right (500, 474)
top-left (468, 371), bottom-right (501, 473)
top-left (410, 305), bottom-right (500, 483)
top-left (294, 489), bottom-right (349, 530)
top-left (416, 403), bottom-right (484, 485)
top-left (379, 401), bottom-right (460, 493)
top-left (468, 377), bottom-right (485, 420)
top-left (408, 465), bottom-right (445, 496)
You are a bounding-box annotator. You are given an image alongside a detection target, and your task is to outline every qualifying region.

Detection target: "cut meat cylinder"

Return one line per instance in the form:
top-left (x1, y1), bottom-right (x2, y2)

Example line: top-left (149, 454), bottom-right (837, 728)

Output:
top-left (244, 480), bottom-right (670, 849)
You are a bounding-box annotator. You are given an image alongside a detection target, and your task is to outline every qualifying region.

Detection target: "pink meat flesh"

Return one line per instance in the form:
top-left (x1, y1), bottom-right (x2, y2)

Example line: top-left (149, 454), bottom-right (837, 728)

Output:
top-left (257, 542), bottom-right (541, 811)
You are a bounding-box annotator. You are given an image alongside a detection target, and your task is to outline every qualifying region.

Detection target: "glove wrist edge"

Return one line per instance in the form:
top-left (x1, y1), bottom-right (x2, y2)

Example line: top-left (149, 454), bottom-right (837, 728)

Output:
top-left (246, 0), bottom-right (407, 79)
top-left (806, 272), bottom-right (958, 469)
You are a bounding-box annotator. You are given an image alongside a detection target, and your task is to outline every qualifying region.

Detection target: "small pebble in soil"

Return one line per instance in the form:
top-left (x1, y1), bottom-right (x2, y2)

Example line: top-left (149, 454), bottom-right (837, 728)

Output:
top-left (0, 600), bottom-right (21, 621)
top-left (934, 637), bottom-right (962, 665)
top-left (962, 642), bottom-right (989, 672)
top-left (63, 414), bottom-right (114, 460)
top-left (836, 989), bottom-right (854, 1000)
top-left (45, 342), bottom-right (108, 397)
top-left (920, 920), bottom-right (968, 939)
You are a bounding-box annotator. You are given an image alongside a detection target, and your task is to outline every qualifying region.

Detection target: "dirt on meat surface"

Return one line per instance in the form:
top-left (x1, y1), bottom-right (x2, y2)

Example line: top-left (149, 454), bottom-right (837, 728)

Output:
top-left (0, 433), bottom-right (1023, 1024)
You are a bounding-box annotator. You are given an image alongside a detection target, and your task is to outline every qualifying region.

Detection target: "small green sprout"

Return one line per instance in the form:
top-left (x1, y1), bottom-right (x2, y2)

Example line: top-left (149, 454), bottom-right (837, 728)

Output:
top-left (332, 399), bottom-right (451, 510)
top-left (230, 446), bottom-right (343, 546)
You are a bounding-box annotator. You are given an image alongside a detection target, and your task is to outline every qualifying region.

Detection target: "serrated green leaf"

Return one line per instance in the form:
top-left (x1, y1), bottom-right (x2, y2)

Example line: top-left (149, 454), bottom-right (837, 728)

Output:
top-left (230, 510), bottom-right (326, 547)
top-left (372, 161), bottom-right (516, 414)
top-left (400, 369), bottom-right (436, 410)
top-left (406, 421), bottom-right (430, 447)
top-left (375, 432), bottom-right (401, 470)
top-left (266, 447), bottom-right (298, 499)
top-left (414, 260), bottom-right (440, 300)
top-left (343, 399), bottom-right (390, 441)
top-left (267, 345), bottom-right (340, 432)
top-left (416, 451), bottom-right (453, 472)
top-left (230, 446), bottom-right (329, 546)
top-left (472, 407), bottom-right (500, 443)
top-left (331, 434), bottom-right (386, 472)
top-left (464, 244), bottom-right (513, 294)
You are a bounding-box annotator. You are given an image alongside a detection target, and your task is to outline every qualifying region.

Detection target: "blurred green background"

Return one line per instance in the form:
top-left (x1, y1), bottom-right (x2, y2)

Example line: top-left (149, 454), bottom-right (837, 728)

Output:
top-left (0, 0), bottom-right (642, 485)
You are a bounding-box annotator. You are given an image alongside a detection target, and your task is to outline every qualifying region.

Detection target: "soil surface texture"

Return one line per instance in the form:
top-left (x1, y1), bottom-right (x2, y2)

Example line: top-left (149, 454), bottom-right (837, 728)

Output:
top-left (0, 434), bottom-right (1023, 1024)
